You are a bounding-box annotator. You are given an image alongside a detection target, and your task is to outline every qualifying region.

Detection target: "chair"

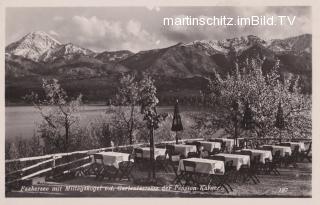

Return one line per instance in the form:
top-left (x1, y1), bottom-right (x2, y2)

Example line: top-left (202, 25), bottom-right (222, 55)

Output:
top-left (279, 142), bottom-right (291, 147)
top-left (208, 160), bottom-right (233, 193)
top-left (239, 139), bottom-right (246, 149)
top-left (262, 146), bottom-right (273, 152)
top-left (208, 148), bottom-right (220, 157)
top-left (208, 155), bottom-right (225, 162)
top-left (166, 145), bottom-right (183, 186)
top-left (182, 160), bottom-right (198, 186)
top-left (187, 152), bottom-right (200, 158)
top-left (220, 142), bottom-right (227, 153)
top-left (93, 154), bottom-right (118, 180)
top-left (156, 152), bottom-right (169, 172)
top-left (133, 148), bottom-right (145, 170)
top-left (118, 155), bottom-right (135, 181)
top-left (250, 156), bottom-right (262, 182)
top-left (284, 146), bottom-right (300, 168)
top-left (238, 164), bottom-right (259, 184)
top-left (238, 150), bottom-right (252, 158)
top-left (264, 158), bottom-right (281, 175)
top-left (264, 150), bottom-right (281, 175)
top-left (300, 142), bottom-right (312, 162)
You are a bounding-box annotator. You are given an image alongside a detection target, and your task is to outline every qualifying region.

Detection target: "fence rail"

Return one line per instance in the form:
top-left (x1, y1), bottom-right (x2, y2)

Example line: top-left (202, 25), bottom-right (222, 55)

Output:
top-left (5, 137), bottom-right (311, 188)
top-left (5, 138), bottom-right (204, 187)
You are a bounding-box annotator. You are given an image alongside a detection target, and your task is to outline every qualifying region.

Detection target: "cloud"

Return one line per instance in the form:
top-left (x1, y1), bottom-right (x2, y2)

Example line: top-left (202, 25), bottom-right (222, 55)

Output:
top-left (53, 16), bottom-right (64, 21)
top-left (59, 15), bottom-right (170, 52)
top-left (48, 30), bottom-right (59, 36)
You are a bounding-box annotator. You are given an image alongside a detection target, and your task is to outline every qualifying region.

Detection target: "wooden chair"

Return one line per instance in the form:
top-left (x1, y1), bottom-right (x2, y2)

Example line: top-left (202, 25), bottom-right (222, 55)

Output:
top-left (284, 146), bottom-right (300, 168)
top-left (182, 160), bottom-right (198, 186)
top-left (93, 154), bottom-right (118, 180)
top-left (264, 158), bottom-right (280, 175)
top-left (187, 152), bottom-right (200, 158)
top-left (165, 145), bottom-right (183, 186)
top-left (300, 142), bottom-right (312, 162)
top-left (279, 142), bottom-right (291, 147)
top-left (133, 148), bottom-right (145, 170)
top-left (118, 155), bottom-right (135, 181)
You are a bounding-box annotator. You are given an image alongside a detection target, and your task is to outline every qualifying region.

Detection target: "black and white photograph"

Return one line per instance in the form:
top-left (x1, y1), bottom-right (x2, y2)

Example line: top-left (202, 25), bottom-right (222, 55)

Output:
top-left (3, 3), bottom-right (313, 198)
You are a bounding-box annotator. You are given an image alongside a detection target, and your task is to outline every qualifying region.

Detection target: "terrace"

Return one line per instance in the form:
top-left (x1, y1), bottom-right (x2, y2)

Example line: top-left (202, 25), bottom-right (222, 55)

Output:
top-left (5, 138), bottom-right (312, 198)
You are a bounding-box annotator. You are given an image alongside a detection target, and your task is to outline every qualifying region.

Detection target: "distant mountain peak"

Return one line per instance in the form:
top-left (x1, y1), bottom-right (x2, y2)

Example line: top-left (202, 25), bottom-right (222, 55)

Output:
top-left (40, 43), bottom-right (95, 62)
top-left (6, 31), bottom-right (61, 62)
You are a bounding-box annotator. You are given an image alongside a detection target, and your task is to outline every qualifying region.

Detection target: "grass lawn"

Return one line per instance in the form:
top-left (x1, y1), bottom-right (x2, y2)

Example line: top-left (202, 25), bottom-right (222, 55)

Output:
top-left (6, 161), bottom-right (311, 197)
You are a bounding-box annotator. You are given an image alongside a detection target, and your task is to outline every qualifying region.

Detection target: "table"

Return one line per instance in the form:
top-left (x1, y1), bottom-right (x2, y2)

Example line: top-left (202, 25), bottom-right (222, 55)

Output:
top-left (198, 141), bottom-right (221, 152)
top-left (241, 149), bottom-right (273, 163)
top-left (288, 142), bottom-right (306, 151)
top-left (137, 147), bottom-right (167, 159)
top-left (95, 151), bottom-right (131, 168)
top-left (263, 145), bottom-right (292, 157)
top-left (178, 158), bottom-right (225, 175)
top-left (215, 153), bottom-right (251, 170)
top-left (173, 144), bottom-right (197, 157)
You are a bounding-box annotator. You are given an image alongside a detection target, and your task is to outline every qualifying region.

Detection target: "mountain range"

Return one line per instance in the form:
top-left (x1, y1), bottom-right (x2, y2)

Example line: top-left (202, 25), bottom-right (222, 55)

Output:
top-left (5, 31), bottom-right (312, 104)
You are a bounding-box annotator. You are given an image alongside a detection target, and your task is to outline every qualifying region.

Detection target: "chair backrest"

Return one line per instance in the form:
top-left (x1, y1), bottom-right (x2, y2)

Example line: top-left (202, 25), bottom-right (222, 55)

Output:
top-left (239, 150), bottom-right (252, 157)
top-left (280, 142), bottom-right (291, 147)
top-left (219, 141), bottom-right (226, 152)
top-left (305, 142), bottom-right (312, 154)
top-left (183, 160), bottom-right (196, 172)
top-left (93, 154), bottom-right (104, 165)
top-left (210, 148), bottom-right (220, 155)
top-left (239, 139), bottom-right (246, 148)
top-left (156, 144), bottom-right (166, 148)
top-left (209, 155), bottom-right (225, 162)
top-left (225, 160), bottom-right (233, 168)
top-left (274, 150), bottom-right (281, 159)
top-left (187, 152), bottom-right (199, 158)
top-left (208, 139), bottom-right (223, 143)
top-left (134, 148), bottom-right (143, 158)
top-left (252, 156), bottom-right (260, 165)
top-left (166, 144), bottom-right (175, 152)
top-left (263, 146), bottom-right (273, 151)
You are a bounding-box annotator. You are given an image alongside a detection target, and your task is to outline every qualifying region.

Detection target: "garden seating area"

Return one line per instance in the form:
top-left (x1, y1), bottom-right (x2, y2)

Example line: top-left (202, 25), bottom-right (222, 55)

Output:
top-left (6, 138), bottom-right (312, 197)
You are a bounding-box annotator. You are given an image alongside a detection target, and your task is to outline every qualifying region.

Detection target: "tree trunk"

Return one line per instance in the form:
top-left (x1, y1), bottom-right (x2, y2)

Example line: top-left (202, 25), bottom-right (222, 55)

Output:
top-left (149, 127), bottom-right (155, 179)
top-left (129, 105), bottom-right (135, 144)
top-left (65, 117), bottom-right (69, 151)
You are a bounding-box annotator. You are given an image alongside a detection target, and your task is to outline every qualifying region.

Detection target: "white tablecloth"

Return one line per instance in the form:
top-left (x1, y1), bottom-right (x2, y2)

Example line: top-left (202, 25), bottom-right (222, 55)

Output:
top-left (288, 142), bottom-right (306, 151)
top-left (215, 153), bottom-right (250, 170)
top-left (95, 152), bottom-right (131, 168)
top-left (241, 149), bottom-right (273, 163)
top-left (199, 141), bottom-right (221, 152)
top-left (174, 144), bottom-right (197, 157)
top-left (137, 147), bottom-right (167, 159)
top-left (178, 158), bottom-right (225, 175)
top-left (263, 145), bottom-right (292, 157)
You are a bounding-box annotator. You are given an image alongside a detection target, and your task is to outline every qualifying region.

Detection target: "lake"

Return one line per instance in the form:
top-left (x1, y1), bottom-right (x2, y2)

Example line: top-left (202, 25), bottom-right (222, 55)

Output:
top-left (5, 105), bottom-right (178, 141)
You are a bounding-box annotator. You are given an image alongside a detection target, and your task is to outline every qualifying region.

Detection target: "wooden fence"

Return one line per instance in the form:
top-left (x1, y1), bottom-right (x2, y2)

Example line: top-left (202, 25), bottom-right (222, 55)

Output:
top-left (5, 138), bottom-right (203, 189)
top-left (5, 137), bottom-right (311, 189)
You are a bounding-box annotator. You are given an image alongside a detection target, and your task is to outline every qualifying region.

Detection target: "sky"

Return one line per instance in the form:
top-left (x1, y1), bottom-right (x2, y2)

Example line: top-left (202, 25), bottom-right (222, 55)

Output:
top-left (6, 6), bottom-right (311, 53)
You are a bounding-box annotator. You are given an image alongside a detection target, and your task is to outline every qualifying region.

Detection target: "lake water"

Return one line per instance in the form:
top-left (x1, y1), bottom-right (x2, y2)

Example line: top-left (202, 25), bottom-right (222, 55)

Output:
top-left (5, 105), bottom-right (177, 141)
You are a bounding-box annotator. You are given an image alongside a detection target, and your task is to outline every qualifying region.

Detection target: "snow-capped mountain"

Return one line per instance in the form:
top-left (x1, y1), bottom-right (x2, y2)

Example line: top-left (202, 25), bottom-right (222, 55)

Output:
top-left (5, 31), bottom-right (312, 104)
top-left (5, 31), bottom-right (61, 62)
top-left (95, 50), bottom-right (134, 63)
top-left (40, 43), bottom-right (95, 62)
top-left (267, 34), bottom-right (312, 53)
